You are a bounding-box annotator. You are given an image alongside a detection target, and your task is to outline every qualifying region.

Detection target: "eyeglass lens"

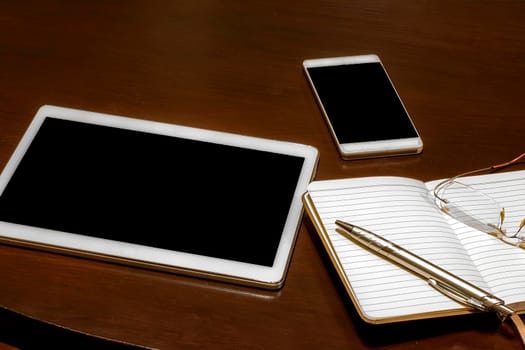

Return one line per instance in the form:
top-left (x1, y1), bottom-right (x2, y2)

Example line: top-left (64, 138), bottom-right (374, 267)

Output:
top-left (437, 181), bottom-right (503, 234)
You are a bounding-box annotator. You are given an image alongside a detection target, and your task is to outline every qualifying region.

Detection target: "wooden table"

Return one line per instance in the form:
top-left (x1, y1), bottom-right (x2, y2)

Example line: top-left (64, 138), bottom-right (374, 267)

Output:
top-left (1, 1), bottom-right (524, 349)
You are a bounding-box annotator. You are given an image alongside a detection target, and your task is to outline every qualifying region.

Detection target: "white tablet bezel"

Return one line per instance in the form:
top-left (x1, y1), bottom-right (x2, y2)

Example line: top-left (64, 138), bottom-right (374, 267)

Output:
top-left (0, 105), bottom-right (318, 289)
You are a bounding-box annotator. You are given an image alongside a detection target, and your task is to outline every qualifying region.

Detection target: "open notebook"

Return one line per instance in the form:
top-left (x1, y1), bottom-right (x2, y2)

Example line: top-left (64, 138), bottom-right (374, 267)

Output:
top-left (303, 170), bottom-right (525, 324)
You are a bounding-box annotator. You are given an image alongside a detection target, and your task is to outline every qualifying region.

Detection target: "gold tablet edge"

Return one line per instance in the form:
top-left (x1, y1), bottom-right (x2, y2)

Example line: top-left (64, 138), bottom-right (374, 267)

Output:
top-left (0, 235), bottom-right (289, 290)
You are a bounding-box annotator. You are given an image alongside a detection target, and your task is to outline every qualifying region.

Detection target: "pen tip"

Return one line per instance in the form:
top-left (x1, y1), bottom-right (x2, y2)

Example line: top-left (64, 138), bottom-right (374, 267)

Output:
top-left (335, 220), bottom-right (354, 231)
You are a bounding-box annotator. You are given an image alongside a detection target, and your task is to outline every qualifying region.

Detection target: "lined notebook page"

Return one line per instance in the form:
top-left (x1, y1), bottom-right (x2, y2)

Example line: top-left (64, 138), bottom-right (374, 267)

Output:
top-left (426, 170), bottom-right (525, 305)
top-left (307, 176), bottom-right (485, 321)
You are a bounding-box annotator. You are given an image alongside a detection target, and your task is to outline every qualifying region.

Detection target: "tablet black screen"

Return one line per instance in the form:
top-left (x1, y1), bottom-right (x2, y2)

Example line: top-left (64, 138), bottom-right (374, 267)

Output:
top-left (0, 117), bottom-right (305, 267)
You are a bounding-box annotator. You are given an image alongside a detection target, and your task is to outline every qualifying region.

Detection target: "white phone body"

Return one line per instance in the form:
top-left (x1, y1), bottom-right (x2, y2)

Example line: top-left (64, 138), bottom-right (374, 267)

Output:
top-left (303, 55), bottom-right (423, 160)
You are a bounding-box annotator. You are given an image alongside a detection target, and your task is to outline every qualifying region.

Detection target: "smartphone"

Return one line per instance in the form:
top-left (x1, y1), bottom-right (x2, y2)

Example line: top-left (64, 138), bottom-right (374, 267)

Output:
top-left (303, 54), bottom-right (423, 160)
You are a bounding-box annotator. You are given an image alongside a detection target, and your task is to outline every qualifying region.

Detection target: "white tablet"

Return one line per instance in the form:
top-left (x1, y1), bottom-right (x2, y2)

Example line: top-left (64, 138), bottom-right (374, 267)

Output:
top-left (0, 105), bottom-right (318, 289)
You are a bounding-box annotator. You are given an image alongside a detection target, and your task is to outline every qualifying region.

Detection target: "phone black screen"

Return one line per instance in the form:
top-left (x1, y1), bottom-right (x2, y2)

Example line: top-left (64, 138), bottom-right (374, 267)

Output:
top-left (0, 117), bottom-right (305, 267)
top-left (306, 62), bottom-right (418, 144)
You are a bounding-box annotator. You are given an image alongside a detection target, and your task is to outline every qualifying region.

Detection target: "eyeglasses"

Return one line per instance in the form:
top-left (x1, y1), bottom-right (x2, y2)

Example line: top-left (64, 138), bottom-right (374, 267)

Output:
top-left (433, 152), bottom-right (525, 247)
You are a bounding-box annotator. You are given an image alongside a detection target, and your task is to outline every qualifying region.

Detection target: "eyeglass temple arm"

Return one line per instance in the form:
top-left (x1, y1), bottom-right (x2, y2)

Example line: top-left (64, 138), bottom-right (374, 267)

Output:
top-left (492, 152), bottom-right (525, 170)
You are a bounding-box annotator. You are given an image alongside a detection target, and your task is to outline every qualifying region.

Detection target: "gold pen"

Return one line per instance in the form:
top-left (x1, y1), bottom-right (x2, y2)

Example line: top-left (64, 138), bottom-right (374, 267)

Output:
top-left (335, 220), bottom-right (515, 320)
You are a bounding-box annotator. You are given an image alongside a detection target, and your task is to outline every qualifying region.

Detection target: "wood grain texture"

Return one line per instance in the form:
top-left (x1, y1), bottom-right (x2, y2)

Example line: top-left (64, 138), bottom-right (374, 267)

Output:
top-left (1, 1), bottom-right (525, 349)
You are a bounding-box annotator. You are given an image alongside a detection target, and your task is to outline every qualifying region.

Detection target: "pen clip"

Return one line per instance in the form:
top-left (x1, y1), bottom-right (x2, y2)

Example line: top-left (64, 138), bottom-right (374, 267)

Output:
top-left (427, 278), bottom-right (488, 312)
